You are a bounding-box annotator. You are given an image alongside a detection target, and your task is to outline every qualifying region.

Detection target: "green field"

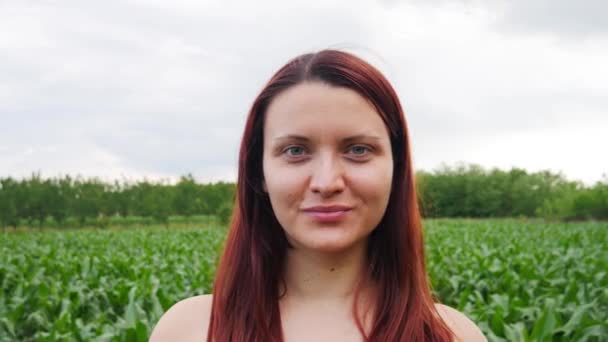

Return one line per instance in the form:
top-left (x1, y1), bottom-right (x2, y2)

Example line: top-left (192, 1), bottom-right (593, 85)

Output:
top-left (1, 220), bottom-right (606, 341)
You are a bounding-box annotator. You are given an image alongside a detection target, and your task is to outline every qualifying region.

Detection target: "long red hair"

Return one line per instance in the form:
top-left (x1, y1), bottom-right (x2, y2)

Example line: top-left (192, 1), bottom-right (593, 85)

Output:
top-left (208, 50), bottom-right (454, 341)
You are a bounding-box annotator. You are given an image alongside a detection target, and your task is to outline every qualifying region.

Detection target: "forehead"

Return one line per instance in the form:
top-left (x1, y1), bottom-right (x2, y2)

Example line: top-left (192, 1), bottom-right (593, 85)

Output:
top-left (264, 82), bottom-right (389, 140)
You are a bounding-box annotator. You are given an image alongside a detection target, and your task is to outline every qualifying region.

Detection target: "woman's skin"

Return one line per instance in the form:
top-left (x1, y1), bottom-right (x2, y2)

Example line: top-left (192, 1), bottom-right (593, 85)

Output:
top-left (264, 81), bottom-right (391, 341)
top-left (150, 82), bottom-right (487, 342)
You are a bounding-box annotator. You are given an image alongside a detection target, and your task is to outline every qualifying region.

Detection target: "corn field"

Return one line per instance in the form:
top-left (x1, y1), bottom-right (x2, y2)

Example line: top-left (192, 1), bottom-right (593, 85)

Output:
top-left (0, 219), bottom-right (606, 341)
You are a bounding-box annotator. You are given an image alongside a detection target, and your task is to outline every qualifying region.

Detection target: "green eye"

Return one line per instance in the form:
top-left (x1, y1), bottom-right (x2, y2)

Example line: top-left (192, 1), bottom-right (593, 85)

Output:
top-left (350, 146), bottom-right (368, 155)
top-left (285, 146), bottom-right (306, 156)
top-left (349, 145), bottom-right (371, 156)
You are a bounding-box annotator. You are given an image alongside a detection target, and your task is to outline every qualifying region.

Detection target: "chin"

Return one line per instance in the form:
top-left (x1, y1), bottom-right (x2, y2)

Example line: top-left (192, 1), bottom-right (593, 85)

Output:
top-left (296, 232), bottom-right (368, 254)
top-left (306, 242), bottom-right (354, 254)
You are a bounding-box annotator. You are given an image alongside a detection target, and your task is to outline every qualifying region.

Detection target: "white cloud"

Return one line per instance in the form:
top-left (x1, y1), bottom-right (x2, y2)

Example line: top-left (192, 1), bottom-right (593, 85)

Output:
top-left (0, 0), bottom-right (606, 185)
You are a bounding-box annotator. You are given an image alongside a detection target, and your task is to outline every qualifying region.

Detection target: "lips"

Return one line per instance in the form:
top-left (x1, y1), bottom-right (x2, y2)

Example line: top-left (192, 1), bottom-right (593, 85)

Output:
top-left (301, 205), bottom-right (353, 222)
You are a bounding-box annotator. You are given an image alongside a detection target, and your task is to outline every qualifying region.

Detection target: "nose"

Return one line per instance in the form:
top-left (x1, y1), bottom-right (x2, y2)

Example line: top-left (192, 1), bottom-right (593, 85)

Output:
top-left (309, 152), bottom-right (345, 197)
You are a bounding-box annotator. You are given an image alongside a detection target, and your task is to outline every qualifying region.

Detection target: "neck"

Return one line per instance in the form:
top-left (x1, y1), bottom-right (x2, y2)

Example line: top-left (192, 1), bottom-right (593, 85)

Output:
top-left (281, 239), bottom-right (371, 302)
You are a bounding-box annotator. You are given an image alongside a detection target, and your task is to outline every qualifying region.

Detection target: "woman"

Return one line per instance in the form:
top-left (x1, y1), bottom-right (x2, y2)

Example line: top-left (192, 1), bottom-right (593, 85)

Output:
top-left (151, 50), bottom-right (486, 341)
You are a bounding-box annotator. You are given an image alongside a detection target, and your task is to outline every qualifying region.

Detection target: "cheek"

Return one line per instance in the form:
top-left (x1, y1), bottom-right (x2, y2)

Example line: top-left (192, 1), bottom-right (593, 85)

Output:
top-left (350, 161), bottom-right (393, 210)
top-left (356, 159), bottom-right (392, 187)
top-left (263, 162), bottom-right (307, 214)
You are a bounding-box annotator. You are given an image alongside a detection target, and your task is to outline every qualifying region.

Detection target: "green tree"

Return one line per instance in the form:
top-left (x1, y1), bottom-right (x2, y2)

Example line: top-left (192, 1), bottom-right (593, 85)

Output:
top-left (47, 176), bottom-right (72, 228)
top-left (173, 174), bottom-right (199, 223)
top-left (72, 178), bottom-right (106, 227)
top-left (141, 183), bottom-right (173, 228)
top-left (0, 177), bottom-right (19, 230)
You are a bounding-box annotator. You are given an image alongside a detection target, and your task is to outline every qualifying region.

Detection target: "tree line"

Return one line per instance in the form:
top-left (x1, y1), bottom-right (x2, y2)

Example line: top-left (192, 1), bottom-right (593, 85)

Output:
top-left (417, 164), bottom-right (607, 220)
top-left (0, 164), bottom-right (606, 229)
top-left (0, 174), bottom-right (235, 229)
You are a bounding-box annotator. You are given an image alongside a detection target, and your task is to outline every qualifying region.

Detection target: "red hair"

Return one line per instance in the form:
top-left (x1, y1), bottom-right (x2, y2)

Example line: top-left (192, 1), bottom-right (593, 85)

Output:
top-left (208, 50), bottom-right (454, 341)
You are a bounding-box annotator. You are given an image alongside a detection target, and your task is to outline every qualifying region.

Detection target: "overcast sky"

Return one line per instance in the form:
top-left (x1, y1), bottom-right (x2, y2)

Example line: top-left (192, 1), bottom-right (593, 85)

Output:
top-left (1, 0), bottom-right (607, 185)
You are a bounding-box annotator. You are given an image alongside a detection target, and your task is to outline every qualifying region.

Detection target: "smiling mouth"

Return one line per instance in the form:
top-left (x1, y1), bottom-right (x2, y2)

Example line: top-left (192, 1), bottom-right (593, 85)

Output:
top-left (301, 205), bottom-right (353, 222)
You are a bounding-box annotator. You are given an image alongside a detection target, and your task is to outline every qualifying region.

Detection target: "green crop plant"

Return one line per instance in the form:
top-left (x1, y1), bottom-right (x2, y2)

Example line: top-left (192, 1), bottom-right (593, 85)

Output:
top-left (0, 220), bottom-right (606, 341)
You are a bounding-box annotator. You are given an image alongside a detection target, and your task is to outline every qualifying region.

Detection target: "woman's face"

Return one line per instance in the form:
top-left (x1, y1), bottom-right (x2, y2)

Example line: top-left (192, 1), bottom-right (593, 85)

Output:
top-left (262, 81), bottom-right (393, 253)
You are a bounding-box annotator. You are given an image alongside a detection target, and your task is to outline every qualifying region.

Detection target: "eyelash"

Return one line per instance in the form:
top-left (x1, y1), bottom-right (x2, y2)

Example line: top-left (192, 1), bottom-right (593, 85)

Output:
top-left (281, 145), bottom-right (374, 160)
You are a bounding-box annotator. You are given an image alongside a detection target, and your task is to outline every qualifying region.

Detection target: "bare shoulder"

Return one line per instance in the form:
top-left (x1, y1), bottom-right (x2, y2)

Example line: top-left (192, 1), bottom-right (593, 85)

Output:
top-left (434, 303), bottom-right (487, 342)
top-left (149, 294), bottom-right (213, 342)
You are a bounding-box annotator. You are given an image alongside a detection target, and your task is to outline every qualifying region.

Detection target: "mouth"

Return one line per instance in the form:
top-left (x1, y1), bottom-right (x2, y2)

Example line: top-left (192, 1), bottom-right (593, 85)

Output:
top-left (301, 205), bottom-right (353, 222)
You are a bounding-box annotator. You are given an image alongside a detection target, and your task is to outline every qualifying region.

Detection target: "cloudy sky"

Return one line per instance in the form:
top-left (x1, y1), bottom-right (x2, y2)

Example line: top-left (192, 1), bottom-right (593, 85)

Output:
top-left (1, 0), bottom-right (606, 185)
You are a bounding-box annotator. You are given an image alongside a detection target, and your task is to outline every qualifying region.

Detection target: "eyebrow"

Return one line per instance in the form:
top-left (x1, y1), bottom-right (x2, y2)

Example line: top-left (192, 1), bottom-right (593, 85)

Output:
top-left (273, 134), bottom-right (383, 143)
